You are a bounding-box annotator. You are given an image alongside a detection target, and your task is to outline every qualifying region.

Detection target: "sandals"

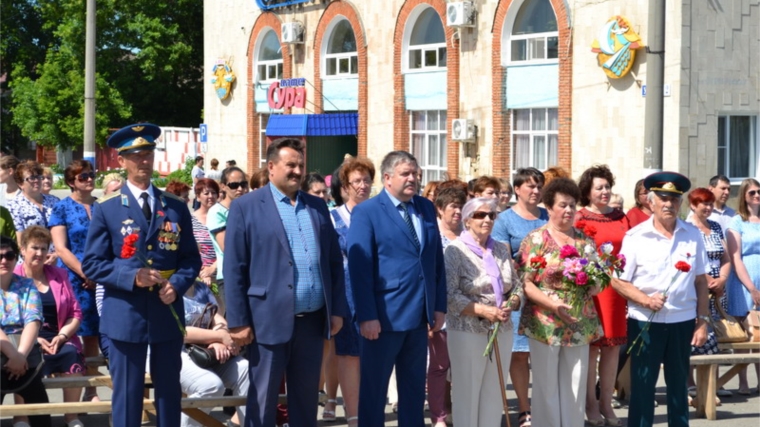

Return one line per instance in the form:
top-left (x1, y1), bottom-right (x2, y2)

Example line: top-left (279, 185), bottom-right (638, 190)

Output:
top-left (347, 416), bottom-right (359, 427)
top-left (322, 399), bottom-right (337, 422)
top-left (518, 411), bottom-right (532, 427)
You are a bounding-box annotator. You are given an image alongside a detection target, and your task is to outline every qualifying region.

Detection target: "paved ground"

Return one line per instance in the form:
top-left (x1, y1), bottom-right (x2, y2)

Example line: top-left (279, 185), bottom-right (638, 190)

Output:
top-left (2, 366), bottom-right (758, 426)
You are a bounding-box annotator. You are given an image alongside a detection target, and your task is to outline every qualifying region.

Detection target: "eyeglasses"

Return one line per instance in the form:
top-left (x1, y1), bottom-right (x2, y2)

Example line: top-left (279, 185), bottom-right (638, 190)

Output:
top-left (0, 252), bottom-right (17, 262)
top-left (748, 190), bottom-right (760, 197)
top-left (24, 175), bottom-right (42, 183)
top-left (471, 211), bottom-right (496, 220)
top-left (226, 181), bottom-right (248, 190)
top-left (349, 179), bottom-right (372, 187)
top-left (76, 172), bottom-right (96, 182)
top-left (42, 176), bottom-right (53, 182)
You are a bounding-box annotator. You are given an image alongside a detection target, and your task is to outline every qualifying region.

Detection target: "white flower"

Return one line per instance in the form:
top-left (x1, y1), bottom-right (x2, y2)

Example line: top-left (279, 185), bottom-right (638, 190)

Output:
top-left (600, 242), bottom-right (614, 255)
top-left (532, 233), bottom-right (543, 245)
top-left (584, 245), bottom-right (595, 256)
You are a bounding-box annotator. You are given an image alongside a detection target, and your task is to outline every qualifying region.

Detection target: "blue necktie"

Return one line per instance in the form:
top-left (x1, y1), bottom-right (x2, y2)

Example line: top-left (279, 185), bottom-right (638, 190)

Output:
top-left (400, 203), bottom-right (421, 251)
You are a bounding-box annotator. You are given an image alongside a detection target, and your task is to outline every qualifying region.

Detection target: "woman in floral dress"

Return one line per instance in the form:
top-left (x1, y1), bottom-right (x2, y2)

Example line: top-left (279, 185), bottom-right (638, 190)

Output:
top-left (518, 178), bottom-right (603, 427)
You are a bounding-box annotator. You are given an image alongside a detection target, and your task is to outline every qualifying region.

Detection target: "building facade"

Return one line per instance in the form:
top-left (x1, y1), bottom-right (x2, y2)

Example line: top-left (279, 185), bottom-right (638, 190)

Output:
top-left (203, 0), bottom-right (759, 207)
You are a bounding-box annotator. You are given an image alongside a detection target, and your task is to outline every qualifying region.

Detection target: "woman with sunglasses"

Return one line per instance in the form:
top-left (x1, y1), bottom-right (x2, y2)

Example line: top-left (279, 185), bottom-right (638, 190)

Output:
top-left (0, 235), bottom-right (51, 427)
top-left (444, 197), bottom-right (523, 427)
top-left (48, 160), bottom-right (102, 403)
top-left (725, 178), bottom-right (760, 395)
top-left (207, 167), bottom-right (248, 317)
top-left (7, 161), bottom-right (59, 258)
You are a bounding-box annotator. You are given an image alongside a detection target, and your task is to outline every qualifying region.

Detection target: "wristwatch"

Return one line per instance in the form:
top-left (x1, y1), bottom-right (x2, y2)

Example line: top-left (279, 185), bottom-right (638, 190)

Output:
top-left (697, 315), bottom-right (711, 323)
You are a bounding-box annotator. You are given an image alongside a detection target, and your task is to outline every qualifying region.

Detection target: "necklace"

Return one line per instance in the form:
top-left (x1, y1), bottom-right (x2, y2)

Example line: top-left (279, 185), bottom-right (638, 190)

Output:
top-left (549, 224), bottom-right (575, 246)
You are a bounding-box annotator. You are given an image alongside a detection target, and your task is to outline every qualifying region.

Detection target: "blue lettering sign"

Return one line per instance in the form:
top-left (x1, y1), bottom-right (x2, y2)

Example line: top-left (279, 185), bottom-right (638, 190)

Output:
top-left (256, 0), bottom-right (310, 10)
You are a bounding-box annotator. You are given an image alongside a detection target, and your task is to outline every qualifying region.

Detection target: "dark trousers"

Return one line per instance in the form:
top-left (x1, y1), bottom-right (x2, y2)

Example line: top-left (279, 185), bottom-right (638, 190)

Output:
top-left (1, 371), bottom-right (51, 427)
top-left (628, 318), bottom-right (694, 427)
top-left (359, 325), bottom-right (428, 427)
top-left (110, 338), bottom-right (183, 427)
top-left (244, 310), bottom-right (325, 427)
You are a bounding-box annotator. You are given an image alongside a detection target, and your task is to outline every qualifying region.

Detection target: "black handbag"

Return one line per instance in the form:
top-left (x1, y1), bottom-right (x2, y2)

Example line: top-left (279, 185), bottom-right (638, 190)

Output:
top-left (0, 333), bottom-right (46, 394)
top-left (185, 303), bottom-right (220, 369)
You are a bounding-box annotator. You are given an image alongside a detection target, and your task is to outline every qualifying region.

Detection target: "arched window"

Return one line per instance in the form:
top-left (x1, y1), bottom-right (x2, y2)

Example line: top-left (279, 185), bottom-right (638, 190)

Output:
top-left (256, 30), bottom-right (283, 82)
top-left (510, 0), bottom-right (558, 63)
top-left (407, 8), bottom-right (446, 70)
top-left (324, 19), bottom-right (357, 77)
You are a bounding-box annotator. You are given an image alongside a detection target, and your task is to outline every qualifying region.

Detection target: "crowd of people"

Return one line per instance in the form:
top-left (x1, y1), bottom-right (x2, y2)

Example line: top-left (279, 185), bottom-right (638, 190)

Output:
top-left (1, 125), bottom-right (759, 427)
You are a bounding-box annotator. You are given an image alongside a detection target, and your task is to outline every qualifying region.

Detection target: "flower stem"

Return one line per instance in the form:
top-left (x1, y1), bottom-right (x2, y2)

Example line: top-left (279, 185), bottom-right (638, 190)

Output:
top-left (483, 321), bottom-right (501, 357)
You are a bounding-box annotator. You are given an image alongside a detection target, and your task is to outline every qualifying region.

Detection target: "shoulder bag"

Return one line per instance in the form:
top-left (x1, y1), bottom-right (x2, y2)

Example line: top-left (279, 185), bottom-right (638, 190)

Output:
top-left (0, 333), bottom-right (46, 393)
top-left (712, 298), bottom-right (748, 343)
top-left (185, 303), bottom-right (221, 369)
top-left (743, 306), bottom-right (760, 343)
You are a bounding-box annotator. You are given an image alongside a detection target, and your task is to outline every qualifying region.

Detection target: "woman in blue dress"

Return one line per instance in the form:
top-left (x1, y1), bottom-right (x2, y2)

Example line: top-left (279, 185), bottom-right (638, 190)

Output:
top-left (491, 167), bottom-right (547, 427)
top-left (49, 160), bottom-right (101, 402)
top-left (327, 157), bottom-right (375, 427)
top-left (725, 178), bottom-right (760, 395)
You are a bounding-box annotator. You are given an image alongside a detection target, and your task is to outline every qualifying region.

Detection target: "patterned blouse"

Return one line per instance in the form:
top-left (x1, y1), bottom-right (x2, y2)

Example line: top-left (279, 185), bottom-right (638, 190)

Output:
top-left (7, 193), bottom-right (59, 231)
top-left (0, 274), bottom-right (42, 335)
top-left (700, 219), bottom-right (725, 279)
top-left (191, 215), bottom-right (216, 268)
top-left (517, 225), bottom-right (603, 347)
top-left (444, 237), bottom-right (524, 335)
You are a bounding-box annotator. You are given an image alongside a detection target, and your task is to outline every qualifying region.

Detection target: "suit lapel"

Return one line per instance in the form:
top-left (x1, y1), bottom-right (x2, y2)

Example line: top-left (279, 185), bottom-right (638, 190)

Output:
top-left (379, 191), bottom-right (418, 249)
top-left (122, 191), bottom-right (150, 233)
top-left (148, 189), bottom-right (168, 239)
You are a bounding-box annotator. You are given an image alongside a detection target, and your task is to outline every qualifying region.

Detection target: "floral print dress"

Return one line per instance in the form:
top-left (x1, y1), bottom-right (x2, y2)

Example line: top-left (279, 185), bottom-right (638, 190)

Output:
top-left (517, 225), bottom-right (603, 346)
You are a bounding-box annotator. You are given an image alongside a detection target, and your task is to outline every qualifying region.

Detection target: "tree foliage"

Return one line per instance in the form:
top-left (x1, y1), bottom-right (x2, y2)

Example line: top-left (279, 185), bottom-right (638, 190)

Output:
top-left (2, 0), bottom-right (203, 150)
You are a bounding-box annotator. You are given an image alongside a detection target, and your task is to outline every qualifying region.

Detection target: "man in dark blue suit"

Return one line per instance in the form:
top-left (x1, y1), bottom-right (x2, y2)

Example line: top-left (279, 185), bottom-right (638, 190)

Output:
top-left (224, 138), bottom-right (347, 427)
top-left (347, 151), bottom-right (447, 427)
top-left (83, 123), bottom-right (200, 427)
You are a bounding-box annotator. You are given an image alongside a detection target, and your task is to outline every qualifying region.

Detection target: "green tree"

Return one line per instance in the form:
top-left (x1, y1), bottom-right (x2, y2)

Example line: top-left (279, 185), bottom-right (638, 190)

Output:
top-left (3, 0), bottom-right (204, 150)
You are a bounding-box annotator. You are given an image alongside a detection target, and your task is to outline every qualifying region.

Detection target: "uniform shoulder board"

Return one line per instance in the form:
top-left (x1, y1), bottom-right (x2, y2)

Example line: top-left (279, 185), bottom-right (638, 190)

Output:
top-left (162, 191), bottom-right (184, 202)
top-left (96, 191), bottom-right (121, 204)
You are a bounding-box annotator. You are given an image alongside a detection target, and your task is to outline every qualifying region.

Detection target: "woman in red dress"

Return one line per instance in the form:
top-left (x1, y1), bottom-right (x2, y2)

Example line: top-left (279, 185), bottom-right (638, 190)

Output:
top-left (575, 165), bottom-right (630, 426)
top-left (626, 179), bottom-right (651, 227)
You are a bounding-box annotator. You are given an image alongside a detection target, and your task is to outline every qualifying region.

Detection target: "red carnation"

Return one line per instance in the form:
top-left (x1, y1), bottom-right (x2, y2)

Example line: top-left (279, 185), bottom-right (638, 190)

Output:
top-left (575, 219), bottom-right (587, 230)
top-left (121, 234), bottom-right (139, 259)
top-left (584, 224), bottom-right (598, 237)
top-left (530, 256), bottom-right (547, 270)
top-left (559, 245), bottom-right (580, 259)
top-left (575, 271), bottom-right (589, 286)
top-left (675, 261), bottom-right (691, 273)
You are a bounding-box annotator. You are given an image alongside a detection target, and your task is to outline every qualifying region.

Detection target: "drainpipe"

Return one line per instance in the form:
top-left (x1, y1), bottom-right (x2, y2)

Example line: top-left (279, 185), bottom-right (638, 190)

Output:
top-left (643, 0), bottom-right (666, 175)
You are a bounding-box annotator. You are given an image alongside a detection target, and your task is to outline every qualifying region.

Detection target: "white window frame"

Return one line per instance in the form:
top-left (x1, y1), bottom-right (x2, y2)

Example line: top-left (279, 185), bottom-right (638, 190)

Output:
top-left (511, 108), bottom-right (558, 171)
top-left (410, 110), bottom-right (448, 184)
top-left (501, 0), bottom-right (559, 67)
top-left (323, 18), bottom-right (358, 78)
top-left (259, 114), bottom-right (269, 169)
top-left (717, 115), bottom-right (758, 180)
top-left (402, 6), bottom-right (447, 73)
top-left (508, 31), bottom-right (559, 64)
top-left (255, 29), bottom-right (284, 83)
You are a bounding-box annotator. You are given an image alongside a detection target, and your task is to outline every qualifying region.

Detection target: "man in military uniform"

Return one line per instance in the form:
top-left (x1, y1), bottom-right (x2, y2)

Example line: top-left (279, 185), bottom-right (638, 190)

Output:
top-left (83, 123), bottom-right (200, 427)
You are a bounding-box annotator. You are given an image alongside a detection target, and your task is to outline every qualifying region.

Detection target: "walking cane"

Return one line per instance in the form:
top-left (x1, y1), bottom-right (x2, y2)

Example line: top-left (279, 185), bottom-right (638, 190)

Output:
top-left (493, 333), bottom-right (512, 427)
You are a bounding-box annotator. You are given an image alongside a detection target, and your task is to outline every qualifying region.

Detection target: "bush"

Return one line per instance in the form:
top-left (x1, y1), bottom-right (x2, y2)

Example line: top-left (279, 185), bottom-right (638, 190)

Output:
top-left (165, 157), bottom-right (194, 186)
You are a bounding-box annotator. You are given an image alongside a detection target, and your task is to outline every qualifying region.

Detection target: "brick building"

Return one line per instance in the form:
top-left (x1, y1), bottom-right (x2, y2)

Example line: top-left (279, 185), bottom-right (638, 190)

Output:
top-left (203, 0), bottom-right (759, 207)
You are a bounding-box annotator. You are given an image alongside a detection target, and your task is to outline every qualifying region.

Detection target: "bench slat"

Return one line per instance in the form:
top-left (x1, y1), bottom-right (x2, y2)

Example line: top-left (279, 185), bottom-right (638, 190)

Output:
top-left (42, 374), bottom-right (149, 388)
top-left (690, 354), bottom-right (760, 365)
top-left (0, 396), bottom-right (247, 417)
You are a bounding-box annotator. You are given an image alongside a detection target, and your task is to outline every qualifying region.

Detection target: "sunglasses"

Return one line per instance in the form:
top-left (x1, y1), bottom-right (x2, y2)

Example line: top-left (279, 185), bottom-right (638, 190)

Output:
top-left (42, 176), bottom-right (53, 181)
top-left (77, 172), bottom-right (96, 182)
top-left (226, 181), bottom-right (248, 190)
top-left (24, 175), bottom-right (42, 183)
top-left (0, 252), bottom-right (17, 262)
top-left (471, 211), bottom-right (496, 220)
top-left (748, 190), bottom-right (760, 197)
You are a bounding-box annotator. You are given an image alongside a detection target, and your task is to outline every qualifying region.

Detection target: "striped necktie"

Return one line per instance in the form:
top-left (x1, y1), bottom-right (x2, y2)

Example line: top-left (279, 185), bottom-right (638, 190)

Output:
top-left (400, 202), bottom-right (421, 251)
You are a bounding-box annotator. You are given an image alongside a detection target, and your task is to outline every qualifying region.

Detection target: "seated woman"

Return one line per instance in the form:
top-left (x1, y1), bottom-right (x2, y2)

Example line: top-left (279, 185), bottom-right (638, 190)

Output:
top-left (0, 235), bottom-right (51, 427)
top-left (164, 297), bottom-right (249, 427)
top-left (14, 226), bottom-right (85, 427)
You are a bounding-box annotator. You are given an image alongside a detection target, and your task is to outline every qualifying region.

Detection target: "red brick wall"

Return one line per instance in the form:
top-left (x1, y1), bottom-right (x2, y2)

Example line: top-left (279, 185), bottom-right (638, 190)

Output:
top-left (393, 0), bottom-right (460, 180)
top-left (246, 13), bottom-right (292, 177)
top-left (312, 1), bottom-right (368, 157)
top-left (491, 0), bottom-right (572, 178)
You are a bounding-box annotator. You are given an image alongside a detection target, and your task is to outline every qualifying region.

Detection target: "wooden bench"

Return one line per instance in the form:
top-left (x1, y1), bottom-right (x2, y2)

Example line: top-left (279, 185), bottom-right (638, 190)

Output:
top-left (691, 346), bottom-right (760, 420)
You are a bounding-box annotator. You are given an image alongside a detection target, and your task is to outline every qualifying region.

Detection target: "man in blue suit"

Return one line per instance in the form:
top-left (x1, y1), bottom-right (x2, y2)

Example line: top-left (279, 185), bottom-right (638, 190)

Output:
top-left (224, 138), bottom-right (347, 427)
top-left (83, 123), bottom-right (200, 427)
top-left (347, 151), bottom-right (447, 427)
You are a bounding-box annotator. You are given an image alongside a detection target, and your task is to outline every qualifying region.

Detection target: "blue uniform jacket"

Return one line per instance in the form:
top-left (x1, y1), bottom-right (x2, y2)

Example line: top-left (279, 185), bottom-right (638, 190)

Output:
top-left (82, 188), bottom-right (201, 343)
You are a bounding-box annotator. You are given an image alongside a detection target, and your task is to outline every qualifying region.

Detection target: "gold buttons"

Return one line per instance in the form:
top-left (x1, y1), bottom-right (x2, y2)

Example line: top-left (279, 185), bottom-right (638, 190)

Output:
top-left (147, 259), bottom-right (153, 265)
top-left (147, 245), bottom-right (153, 250)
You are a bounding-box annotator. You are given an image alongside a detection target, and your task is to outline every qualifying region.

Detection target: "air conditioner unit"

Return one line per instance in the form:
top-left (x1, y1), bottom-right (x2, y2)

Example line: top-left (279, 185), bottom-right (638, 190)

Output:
top-left (446, 1), bottom-right (476, 28)
top-left (451, 119), bottom-right (475, 142)
top-left (281, 22), bottom-right (304, 44)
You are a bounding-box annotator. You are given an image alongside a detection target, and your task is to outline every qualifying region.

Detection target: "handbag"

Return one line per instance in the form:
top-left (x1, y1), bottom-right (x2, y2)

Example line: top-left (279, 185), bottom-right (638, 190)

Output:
top-left (711, 298), bottom-right (748, 343)
top-left (743, 306), bottom-right (760, 343)
top-left (185, 303), bottom-right (220, 369)
top-left (0, 333), bottom-right (46, 394)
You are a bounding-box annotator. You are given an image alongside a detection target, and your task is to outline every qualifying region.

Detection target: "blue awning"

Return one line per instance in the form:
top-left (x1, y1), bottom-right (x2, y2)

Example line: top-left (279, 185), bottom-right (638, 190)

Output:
top-left (266, 113), bottom-right (358, 137)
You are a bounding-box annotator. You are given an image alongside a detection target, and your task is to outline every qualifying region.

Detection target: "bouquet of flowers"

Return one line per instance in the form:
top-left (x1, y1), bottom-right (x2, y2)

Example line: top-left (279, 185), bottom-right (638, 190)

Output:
top-left (628, 256), bottom-right (693, 355)
top-left (121, 233), bottom-right (186, 335)
top-left (557, 242), bottom-right (626, 317)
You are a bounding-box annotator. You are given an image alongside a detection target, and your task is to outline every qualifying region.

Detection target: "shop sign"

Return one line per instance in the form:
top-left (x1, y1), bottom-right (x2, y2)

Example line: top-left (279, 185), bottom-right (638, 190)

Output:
top-left (591, 16), bottom-right (643, 79)
top-left (268, 78), bottom-right (307, 110)
top-left (256, 0), bottom-right (309, 10)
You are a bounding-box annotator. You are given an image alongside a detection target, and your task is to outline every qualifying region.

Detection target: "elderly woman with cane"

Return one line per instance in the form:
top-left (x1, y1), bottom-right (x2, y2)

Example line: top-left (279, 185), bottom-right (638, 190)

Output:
top-left (445, 197), bottom-right (524, 427)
